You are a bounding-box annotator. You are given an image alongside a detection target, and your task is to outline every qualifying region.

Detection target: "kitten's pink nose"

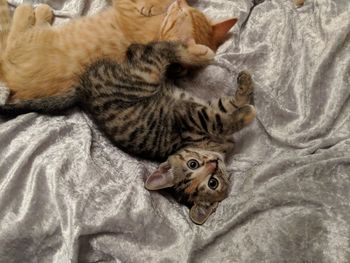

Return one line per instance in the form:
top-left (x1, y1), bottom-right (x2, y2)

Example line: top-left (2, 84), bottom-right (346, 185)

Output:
top-left (206, 160), bottom-right (218, 173)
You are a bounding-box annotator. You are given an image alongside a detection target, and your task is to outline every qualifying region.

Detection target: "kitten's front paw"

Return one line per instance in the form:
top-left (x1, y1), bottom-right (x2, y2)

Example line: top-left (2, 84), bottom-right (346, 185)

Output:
top-left (237, 71), bottom-right (252, 86)
top-left (181, 44), bottom-right (215, 66)
top-left (237, 71), bottom-right (253, 96)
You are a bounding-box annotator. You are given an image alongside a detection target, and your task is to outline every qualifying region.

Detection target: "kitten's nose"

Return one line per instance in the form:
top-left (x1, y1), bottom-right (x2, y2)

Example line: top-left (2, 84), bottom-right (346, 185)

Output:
top-left (206, 160), bottom-right (218, 173)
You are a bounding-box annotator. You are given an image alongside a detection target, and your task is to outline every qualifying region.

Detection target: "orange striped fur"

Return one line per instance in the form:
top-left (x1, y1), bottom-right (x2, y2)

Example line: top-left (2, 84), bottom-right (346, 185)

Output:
top-left (0, 0), bottom-right (237, 102)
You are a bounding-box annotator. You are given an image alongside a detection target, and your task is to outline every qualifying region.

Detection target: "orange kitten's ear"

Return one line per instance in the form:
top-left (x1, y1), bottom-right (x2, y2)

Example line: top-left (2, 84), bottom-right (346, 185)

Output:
top-left (145, 162), bottom-right (174, 190)
top-left (212, 18), bottom-right (238, 47)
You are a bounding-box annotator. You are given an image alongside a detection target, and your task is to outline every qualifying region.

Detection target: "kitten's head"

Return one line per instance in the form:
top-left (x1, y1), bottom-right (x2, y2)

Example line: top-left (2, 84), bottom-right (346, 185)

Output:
top-left (159, 0), bottom-right (238, 51)
top-left (145, 148), bottom-right (229, 225)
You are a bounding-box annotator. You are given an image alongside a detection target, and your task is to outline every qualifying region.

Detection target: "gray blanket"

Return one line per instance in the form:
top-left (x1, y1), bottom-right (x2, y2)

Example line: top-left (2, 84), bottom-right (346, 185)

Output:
top-left (0, 0), bottom-right (349, 262)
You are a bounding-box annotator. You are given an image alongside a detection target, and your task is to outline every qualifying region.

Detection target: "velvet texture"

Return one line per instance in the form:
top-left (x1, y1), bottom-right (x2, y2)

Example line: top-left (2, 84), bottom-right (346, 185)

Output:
top-left (0, 0), bottom-right (349, 262)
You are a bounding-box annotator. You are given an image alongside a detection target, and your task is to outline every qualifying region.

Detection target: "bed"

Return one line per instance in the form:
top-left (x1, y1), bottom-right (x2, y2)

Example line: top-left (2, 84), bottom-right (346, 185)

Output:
top-left (0, 0), bottom-right (349, 262)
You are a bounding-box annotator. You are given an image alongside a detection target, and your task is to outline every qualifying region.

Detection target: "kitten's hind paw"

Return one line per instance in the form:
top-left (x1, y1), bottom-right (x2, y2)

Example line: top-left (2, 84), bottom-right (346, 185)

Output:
top-left (237, 71), bottom-right (252, 87)
top-left (0, 86), bottom-right (10, 105)
top-left (237, 71), bottom-right (254, 98)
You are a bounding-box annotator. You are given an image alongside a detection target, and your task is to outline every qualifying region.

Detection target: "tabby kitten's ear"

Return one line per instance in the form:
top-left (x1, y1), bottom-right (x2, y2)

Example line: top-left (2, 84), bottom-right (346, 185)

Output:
top-left (212, 18), bottom-right (238, 47)
top-left (145, 162), bottom-right (175, 190)
top-left (190, 202), bottom-right (219, 225)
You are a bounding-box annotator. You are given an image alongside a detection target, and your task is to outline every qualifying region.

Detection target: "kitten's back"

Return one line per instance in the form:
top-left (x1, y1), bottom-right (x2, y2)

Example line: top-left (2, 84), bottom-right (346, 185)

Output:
top-left (0, 0), bottom-right (10, 79)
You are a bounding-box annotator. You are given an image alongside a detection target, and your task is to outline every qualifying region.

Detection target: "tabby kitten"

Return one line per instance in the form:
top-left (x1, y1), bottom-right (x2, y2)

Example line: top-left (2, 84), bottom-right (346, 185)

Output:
top-left (0, 41), bottom-right (255, 224)
top-left (0, 0), bottom-right (237, 102)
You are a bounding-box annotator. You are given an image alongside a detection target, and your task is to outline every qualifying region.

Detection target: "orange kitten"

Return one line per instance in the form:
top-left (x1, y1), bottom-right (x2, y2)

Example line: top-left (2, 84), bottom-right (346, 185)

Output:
top-left (0, 0), bottom-right (237, 101)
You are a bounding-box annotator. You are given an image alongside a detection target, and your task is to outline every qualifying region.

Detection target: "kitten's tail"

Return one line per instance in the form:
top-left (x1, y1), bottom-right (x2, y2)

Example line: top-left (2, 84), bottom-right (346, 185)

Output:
top-left (0, 89), bottom-right (79, 116)
top-left (0, 0), bottom-right (11, 79)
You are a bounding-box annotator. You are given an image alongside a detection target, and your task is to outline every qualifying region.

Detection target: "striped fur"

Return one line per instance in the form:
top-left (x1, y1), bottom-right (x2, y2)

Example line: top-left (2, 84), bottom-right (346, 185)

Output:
top-left (0, 41), bottom-right (256, 224)
top-left (1, 41), bottom-right (255, 160)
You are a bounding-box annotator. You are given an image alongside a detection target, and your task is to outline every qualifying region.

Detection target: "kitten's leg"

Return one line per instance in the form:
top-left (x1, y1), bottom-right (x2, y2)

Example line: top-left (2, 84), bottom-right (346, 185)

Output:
top-left (179, 71), bottom-right (255, 137)
top-left (127, 41), bottom-right (214, 74)
top-left (34, 4), bottom-right (54, 26)
top-left (210, 71), bottom-right (254, 114)
top-left (7, 4), bottom-right (35, 43)
top-left (200, 103), bottom-right (256, 135)
top-left (124, 41), bottom-right (214, 86)
top-left (208, 71), bottom-right (255, 134)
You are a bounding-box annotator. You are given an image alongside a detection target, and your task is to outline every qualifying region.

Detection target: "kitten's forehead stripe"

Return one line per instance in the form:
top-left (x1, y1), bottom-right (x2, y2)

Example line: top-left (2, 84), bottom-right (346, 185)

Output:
top-left (175, 153), bottom-right (185, 160)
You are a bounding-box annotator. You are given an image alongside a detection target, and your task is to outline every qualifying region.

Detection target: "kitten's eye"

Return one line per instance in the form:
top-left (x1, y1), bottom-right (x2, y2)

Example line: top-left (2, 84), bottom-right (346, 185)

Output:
top-left (208, 177), bottom-right (219, 190)
top-left (187, 159), bottom-right (200, 170)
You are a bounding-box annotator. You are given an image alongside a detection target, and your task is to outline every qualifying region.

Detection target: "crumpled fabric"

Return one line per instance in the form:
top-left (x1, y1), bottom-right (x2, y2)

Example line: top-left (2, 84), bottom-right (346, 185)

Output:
top-left (0, 0), bottom-right (350, 262)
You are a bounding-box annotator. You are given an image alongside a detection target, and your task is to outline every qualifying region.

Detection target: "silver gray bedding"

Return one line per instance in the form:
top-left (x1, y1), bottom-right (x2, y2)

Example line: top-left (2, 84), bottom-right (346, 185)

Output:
top-left (0, 0), bottom-right (350, 262)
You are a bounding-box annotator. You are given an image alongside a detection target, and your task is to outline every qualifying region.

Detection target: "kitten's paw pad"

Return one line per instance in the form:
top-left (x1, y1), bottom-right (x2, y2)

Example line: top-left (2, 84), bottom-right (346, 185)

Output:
top-left (35, 4), bottom-right (54, 24)
top-left (237, 71), bottom-right (252, 86)
top-left (237, 70), bottom-right (253, 96)
top-left (239, 105), bottom-right (256, 125)
top-left (138, 3), bottom-right (164, 17)
top-left (294, 0), bottom-right (304, 7)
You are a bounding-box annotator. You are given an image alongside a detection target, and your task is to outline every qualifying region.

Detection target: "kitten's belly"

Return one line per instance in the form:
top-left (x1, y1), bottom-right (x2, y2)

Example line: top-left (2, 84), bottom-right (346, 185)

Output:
top-left (91, 102), bottom-right (182, 160)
